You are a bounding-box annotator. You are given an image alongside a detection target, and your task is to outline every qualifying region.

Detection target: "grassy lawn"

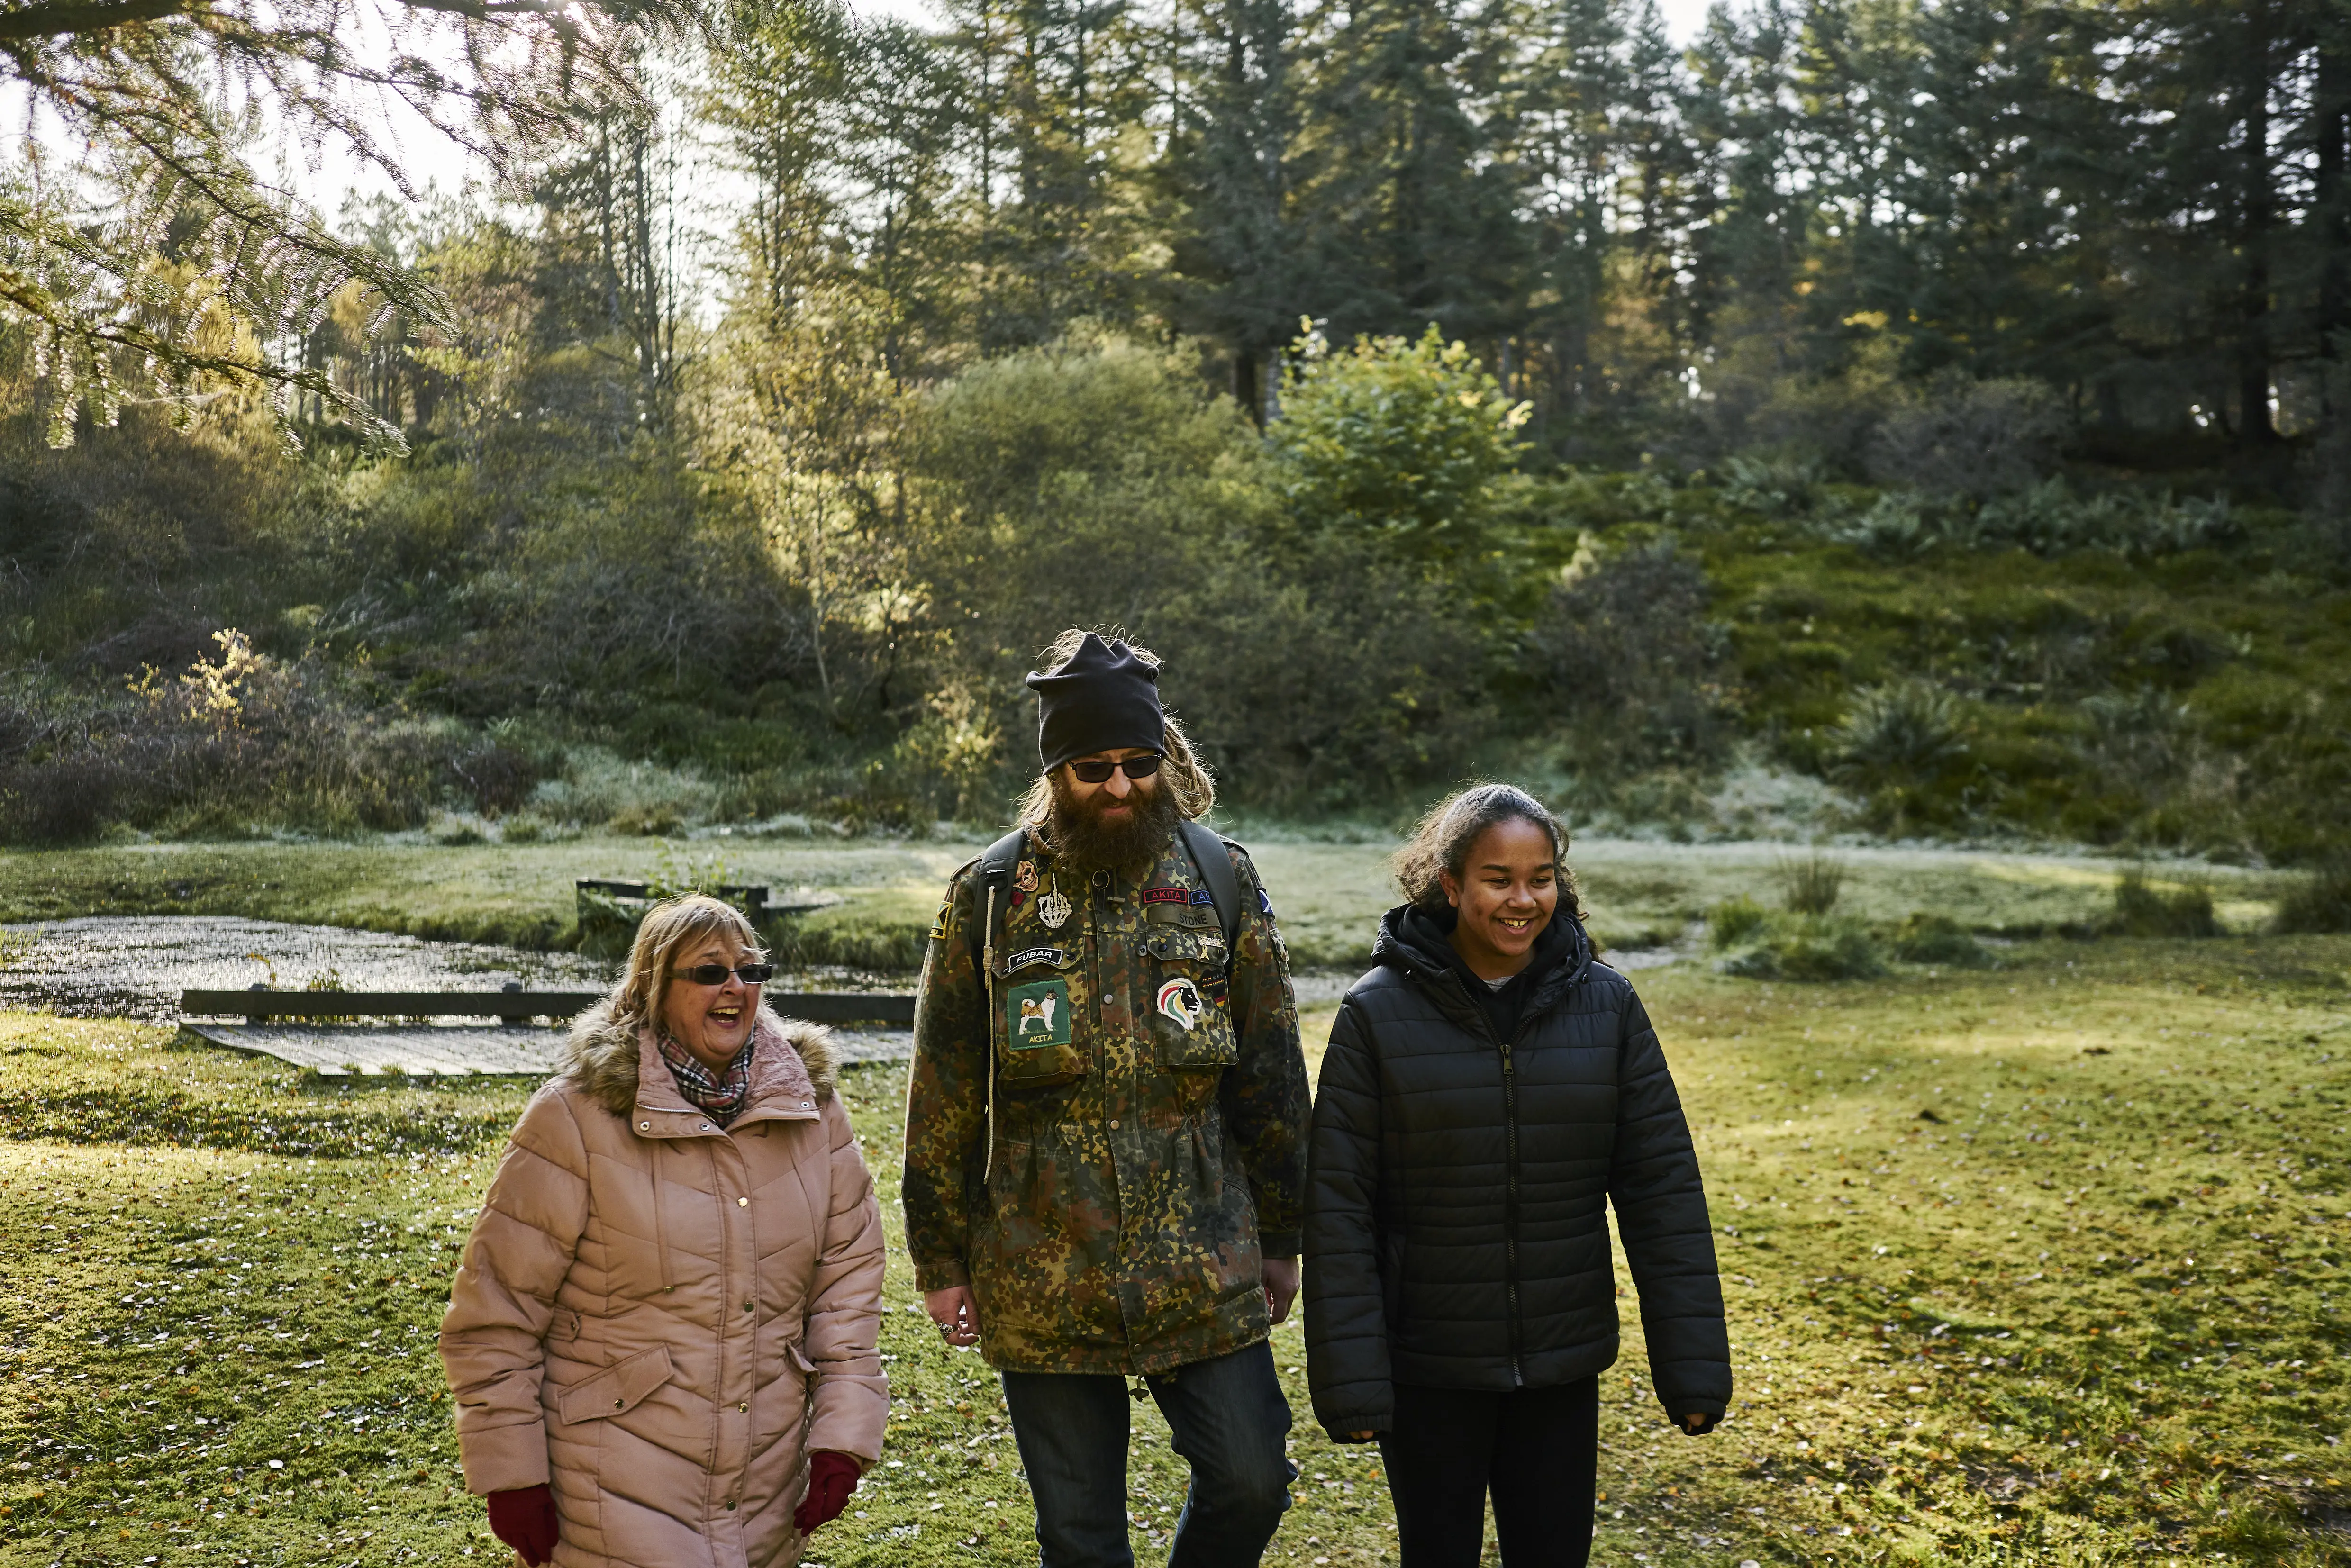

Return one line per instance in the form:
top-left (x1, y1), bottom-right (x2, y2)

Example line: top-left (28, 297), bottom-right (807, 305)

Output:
top-left (0, 835), bottom-right (2296, 973)
top-left (3, 933), bottom-right (2348, 1566)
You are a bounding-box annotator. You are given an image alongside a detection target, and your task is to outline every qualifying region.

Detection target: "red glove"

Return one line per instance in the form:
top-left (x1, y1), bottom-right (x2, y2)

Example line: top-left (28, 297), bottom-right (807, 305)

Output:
top-left (793, 1450), bottom-right (861, 1535)
top-left (487, 1484), bottom-right (559, 1566)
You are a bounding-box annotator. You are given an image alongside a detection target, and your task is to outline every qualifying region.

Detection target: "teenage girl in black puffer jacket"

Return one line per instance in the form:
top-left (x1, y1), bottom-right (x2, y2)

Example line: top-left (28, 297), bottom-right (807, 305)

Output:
top-left (1303, 784), bottom-right (1730, 1568)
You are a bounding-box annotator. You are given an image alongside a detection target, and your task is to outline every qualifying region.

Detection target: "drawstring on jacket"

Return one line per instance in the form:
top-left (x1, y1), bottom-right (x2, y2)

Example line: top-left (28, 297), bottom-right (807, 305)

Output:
top-left (653, 1150), bottom-right (674, 1294)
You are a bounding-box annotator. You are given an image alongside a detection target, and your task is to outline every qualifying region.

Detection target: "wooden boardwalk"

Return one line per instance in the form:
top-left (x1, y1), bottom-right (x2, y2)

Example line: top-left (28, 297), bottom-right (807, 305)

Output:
top-left (180, 1019), bottom-right (916, 1079)
top-left (183, 1022), bottom-right (569, 1078)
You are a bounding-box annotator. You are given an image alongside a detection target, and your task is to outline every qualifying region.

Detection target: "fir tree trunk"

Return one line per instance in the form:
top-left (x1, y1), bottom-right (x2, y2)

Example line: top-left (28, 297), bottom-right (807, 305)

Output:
top-left (2318, 0), bottom-right (2351, 417)
top-left (2238, 0), bottom-right (2276, 446)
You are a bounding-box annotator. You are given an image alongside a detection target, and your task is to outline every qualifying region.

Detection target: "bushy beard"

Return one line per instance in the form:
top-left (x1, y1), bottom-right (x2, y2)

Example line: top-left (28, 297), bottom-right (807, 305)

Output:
top-left (1046, 773), bottom-right (1180, 875)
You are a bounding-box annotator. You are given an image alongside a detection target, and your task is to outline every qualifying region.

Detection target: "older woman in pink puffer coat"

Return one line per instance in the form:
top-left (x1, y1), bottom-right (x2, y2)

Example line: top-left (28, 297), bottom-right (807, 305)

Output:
top-left (440, 894), bottom-right (887, 1568)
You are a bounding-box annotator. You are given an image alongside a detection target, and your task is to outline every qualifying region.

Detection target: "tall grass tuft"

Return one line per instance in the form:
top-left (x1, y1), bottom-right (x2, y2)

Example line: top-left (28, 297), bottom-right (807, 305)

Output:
top-left (2273, 859), bottom-right (2351, 934)
top-left (1775, 850), bottom-right (1848, 915)
top-left (2108, 866), bottom-right (2219, 938)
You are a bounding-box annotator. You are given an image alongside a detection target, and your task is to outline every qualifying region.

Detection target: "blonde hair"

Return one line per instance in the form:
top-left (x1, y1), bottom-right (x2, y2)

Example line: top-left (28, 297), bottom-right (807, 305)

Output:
top-left (610, 894), bottom-right (768, 1037)
top-left (1393, 783), bottom-right (1586, 920)
top-left (1016, 628), bottom-right (1216, 827)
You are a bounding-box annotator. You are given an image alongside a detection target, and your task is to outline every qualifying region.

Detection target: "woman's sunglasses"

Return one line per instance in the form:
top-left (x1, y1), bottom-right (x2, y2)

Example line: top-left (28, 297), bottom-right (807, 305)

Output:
top-left (668, 962), bottom-right (775, 986)
top-left (1068, 754), bottom-right (1163, 784)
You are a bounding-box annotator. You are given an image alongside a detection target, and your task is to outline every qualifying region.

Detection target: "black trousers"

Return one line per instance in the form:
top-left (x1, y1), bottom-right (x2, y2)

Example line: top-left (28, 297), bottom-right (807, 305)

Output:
top-left (1377, 1377), bottom-right (1599, 1568)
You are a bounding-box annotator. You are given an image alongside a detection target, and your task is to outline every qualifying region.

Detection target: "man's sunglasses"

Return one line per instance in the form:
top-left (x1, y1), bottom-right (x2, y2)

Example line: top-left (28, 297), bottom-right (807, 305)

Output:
top-left (1068, 754), bottom-right (1163, 784)
top-left (668, 962), bottom-right (775, 986)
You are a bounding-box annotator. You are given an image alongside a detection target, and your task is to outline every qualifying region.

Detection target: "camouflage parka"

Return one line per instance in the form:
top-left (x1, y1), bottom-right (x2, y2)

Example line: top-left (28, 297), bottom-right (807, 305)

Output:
top-left (902, 826), bottom-right (1310, 1375)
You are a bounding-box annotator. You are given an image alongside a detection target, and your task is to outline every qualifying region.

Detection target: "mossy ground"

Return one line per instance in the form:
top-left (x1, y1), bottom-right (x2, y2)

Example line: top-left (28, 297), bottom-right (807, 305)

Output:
top-left (3, 931), bottom-right (2348, 1565)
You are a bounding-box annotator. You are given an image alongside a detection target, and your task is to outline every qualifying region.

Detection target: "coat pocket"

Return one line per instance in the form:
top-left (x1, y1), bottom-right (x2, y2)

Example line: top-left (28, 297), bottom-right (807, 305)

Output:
top-left (993, 957), bottom-right (1087, 1090)
top-left (983, 1138), bottom-right (1052, 1254)
top-left (553, 1345), bottom-right (675, 1426)
top-left (1144, 931), bottom-right (1237, 1070)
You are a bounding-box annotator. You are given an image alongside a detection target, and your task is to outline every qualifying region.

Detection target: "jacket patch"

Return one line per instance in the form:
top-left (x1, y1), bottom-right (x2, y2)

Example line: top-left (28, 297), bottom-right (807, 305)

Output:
top-left (1143, 886), bottom-right (1214, 906)
top-left (1006, 979), bottom-right (1072, 1050)
top-left (1004, 946), bottom-right (1068, 972)
top-left (1156, 978), bottom-right (1204, 1032)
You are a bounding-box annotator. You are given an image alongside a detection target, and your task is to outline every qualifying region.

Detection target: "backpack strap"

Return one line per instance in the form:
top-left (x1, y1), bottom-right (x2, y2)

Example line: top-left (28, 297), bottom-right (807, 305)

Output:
top-left (971, 826), bottom-right (1032, 1185)
top-left (1177, 818), bottom-right (1244, 963)
top-left (973, 827), bottom-right (1031, 988)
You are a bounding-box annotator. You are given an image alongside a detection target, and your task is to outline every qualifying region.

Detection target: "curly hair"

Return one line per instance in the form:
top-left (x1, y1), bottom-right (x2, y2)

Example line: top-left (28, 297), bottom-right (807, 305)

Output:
top-left (1393, 783), bottom-right (1586, 919)
top-left (1016, 627), bottom-right (1216, 827)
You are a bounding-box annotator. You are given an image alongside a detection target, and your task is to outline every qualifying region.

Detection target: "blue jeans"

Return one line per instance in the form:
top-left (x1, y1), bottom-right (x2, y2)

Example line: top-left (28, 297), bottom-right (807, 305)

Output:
top-left (1000, 1340), bottom-right (1296, 1568)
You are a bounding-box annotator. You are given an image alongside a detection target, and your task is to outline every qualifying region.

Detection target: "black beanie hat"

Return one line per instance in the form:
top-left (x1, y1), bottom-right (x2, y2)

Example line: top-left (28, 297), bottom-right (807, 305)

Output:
top-left (1026, 634), bottom-right (1165, 770)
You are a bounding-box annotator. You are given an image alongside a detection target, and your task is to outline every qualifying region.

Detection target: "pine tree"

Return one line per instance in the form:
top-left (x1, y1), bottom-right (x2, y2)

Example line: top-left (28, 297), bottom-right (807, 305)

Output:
top-left (941, 0), bottom-right (1157, 346)
top-left (1160, 0), bottom-right (1308, 417)
top-left (1494, 0), bottom-right (1631, 422)
top-left (1292, 0), bottom-right (1525, 344)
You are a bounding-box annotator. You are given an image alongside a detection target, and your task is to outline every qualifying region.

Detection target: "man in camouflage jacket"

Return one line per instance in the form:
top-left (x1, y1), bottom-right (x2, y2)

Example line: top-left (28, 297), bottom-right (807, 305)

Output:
top-left (903, 630), bottom-right (1310, 1568)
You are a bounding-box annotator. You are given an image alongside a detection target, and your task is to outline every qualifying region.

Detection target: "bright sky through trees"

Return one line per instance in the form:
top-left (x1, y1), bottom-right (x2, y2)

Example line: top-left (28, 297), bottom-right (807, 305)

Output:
top-left (287, 0), bottom-right (1720, 223)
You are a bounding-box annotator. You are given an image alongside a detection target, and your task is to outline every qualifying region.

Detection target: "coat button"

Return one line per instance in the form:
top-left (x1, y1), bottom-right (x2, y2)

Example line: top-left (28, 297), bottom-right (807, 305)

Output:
top-left (743, 1300), bottom-right (753, 1314)
top-left (639, 1121), bottom-right (650, 1131)
top-left (726, 1499), bottom-right (737, 1511)
top-left (701, 1122), bottom-right (711, 1131)
top-left (1109, 1119), bottom-right (1120, 1130)
top-left (612, 1398), bottom-right (623, 1409)
top-left (737, 1196), bottom-right (748, 1207)
top-left (738, 1401), bottom-right (748, 1413)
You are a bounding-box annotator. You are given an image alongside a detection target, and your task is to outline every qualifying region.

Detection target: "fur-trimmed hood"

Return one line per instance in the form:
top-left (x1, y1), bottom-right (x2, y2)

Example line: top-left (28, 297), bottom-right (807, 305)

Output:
top-left (559, 997), bottom-right (840, 1118)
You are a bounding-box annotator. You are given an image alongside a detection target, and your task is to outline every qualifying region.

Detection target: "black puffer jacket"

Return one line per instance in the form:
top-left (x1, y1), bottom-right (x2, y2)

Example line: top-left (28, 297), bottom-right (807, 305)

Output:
top-left (1302, 904), bottom-right (1730, 1439)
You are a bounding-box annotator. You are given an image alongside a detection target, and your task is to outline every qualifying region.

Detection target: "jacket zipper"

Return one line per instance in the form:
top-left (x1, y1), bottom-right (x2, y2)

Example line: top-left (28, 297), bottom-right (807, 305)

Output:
top-left (1419, 955), bottom-right (1585, 1389)
top-left (1499, 1031), bottom-right (1524, 1387)
top-left (1445, 965), bottom-right (1529, 1389)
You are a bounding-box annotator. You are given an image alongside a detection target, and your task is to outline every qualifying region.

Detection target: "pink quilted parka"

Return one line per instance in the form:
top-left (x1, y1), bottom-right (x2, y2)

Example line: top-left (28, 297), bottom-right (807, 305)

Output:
top-left (440, 1003), bottom-right (887, 1568)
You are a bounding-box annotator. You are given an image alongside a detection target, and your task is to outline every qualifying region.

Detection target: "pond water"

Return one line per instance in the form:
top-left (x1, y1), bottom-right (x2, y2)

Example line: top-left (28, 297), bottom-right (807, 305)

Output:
top-left (0, 915), bottom-right (615, 1023)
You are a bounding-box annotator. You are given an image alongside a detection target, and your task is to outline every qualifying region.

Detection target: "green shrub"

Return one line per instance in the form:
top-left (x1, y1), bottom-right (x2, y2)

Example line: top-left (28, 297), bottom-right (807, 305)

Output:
top-left (2108, 867), bottom-right (2219, 937)
top-left (527, 746), bottom-right (721, 832)
top-left (1816, 481), bottom-right (2241, 561)
top-left (1718, 448), bottom-right (1830, 517)
top-left (1523, 535), bottom-right (1728, 776)
top-left (0, 634), bottom-right (459, 844)
top-left (1719, 918), bottom-right (1887, 981)
top-left (1890, 912), bottom-right (1997, 968)
top-left (1269, 323), bottom-right (1528, 558)
top-left (2273, 861), bottom-right (2351, 934)
top-left (1862, 375), bottom-right (2063, 501)
top-left (1706, 894), bottom-right (1771, 950)
top-left (1827, 682), bottom-right (1968, 787)
top-left (1826, 491), bottom-right (1935, 556)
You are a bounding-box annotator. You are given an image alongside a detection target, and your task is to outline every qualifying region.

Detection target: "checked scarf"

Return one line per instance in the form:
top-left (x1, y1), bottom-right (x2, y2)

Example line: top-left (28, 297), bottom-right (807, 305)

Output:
top-left (655, 1032), bottom-right (756, 1128)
